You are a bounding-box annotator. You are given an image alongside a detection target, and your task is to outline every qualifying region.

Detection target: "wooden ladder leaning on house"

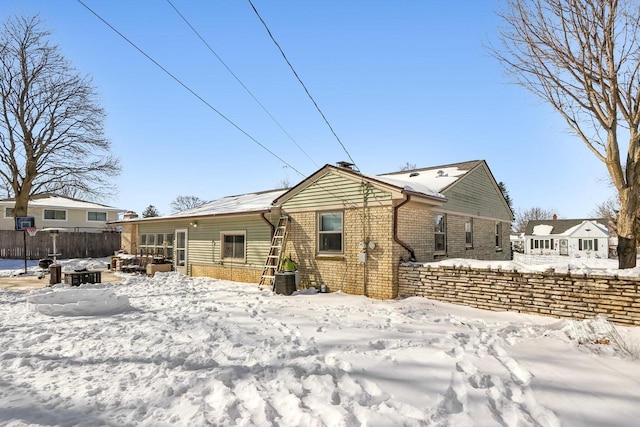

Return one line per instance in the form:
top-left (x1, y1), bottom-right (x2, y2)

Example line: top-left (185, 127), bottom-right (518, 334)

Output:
top-left (259, 216), bottom-right (290, 290)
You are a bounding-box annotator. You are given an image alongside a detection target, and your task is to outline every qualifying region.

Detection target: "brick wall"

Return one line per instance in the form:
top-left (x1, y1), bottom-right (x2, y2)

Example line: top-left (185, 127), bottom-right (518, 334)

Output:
top-left (396, 207), bottom-right (511, 262)
top-left (398, 264), bottom-right (640, 326)
top-left (191, 263), bottom-right (262, 283)
top-left (120, 223), bottom-right (137, 254)
top-left (283, 206), bottom-right (397, 299)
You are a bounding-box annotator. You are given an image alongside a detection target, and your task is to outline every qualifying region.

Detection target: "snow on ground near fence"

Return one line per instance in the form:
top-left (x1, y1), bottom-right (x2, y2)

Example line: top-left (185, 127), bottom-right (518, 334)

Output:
top-left (1, 267), bottom-right (640, 426)
top-left (0, 257), bottom-right (110, 278)
top-left (423, 253), bottom-right (640, 277)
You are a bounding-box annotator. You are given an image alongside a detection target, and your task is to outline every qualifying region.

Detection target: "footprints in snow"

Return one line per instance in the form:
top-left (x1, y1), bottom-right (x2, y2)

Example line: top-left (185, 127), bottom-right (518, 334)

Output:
top-left (435, 320), bottom-right (560, 427)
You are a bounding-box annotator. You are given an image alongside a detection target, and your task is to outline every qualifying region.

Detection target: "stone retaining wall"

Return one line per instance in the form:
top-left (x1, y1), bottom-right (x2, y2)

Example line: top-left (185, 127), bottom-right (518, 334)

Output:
top-left (398, 264), bottom-right (640, 326)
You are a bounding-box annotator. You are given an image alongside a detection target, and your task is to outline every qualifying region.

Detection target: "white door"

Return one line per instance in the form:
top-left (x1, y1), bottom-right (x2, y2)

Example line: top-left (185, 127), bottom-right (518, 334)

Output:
top-left (175, 229), bottom-right (187, 274)
top-left (559, 239), bottom-right (568, 256)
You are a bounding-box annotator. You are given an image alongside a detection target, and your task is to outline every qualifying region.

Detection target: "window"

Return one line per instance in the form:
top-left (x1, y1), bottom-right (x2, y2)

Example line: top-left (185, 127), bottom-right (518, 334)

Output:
top-left (139, 233), bottom-right (174, 258)
top-left (434, 214), bottom-right (446, 252)
top-left (87, 211), bottom-right (107, 221)
top-left (531, 238), bottom-right (555, 251)
top-left (318, 212), bottom-right (343, 253)
top-left (465, 218), bottom-right (473, 248)
top-left (579, 239), bottom-right (598, 251)
top-left (222, 232), bottom-right (246, 261)
top-left (4, 207), bottom-right (13, 218)
top-left (495, 222), bottom-right (502, 249)
top-left (44, 209), bottom-right (66, 220)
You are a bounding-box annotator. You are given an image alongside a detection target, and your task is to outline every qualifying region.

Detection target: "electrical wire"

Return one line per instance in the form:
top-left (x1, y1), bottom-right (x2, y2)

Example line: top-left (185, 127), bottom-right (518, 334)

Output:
top-left (247, 0), bottom-right (359, 171)
top-left (77, 1), bottom-right (372, 213)
top-left (76, 0), bottom-right (307, 179)
top-left (166, 0), bottom-right (319, 169)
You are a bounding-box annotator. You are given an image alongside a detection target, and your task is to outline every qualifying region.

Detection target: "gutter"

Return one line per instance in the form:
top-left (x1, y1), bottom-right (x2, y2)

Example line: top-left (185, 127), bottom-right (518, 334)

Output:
top-left (393, 194), bottom-right (416, 261)
top-left (260, 212), bottom-right (276, 237)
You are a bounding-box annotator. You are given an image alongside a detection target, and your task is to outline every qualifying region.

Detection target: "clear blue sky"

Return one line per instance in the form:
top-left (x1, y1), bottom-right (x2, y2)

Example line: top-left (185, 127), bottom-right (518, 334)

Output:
top-left (0, 0), bottom-right (613, 218)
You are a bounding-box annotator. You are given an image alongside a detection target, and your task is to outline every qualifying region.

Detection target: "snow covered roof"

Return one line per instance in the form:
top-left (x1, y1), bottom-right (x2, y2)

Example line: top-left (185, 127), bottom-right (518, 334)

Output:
top-left (531, 224), bottom-right (554, 236)
top-left (119, 189), bottom-right (287, 223)
top-left (525, 218), bottom-right (609, 236)
top-left (0, 194), bottom-right (120, 211)
top-left (376, 160), bottom-right (483, 194)
top-left (365, 174), bottom-right (446, 200)
top-left (172, 189), bottom-right (287, 217)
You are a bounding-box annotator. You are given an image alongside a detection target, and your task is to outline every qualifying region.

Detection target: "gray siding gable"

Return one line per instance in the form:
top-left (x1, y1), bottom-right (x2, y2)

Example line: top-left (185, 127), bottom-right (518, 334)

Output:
top-left (440, 163), bottom-right (513, 221)
top-left (280, 169), bottom-right (392, 210)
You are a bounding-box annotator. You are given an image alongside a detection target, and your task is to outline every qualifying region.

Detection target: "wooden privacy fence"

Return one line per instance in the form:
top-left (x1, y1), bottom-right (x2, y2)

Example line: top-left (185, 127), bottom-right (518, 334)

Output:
top-left (0, 230), bottom-right (121, 260)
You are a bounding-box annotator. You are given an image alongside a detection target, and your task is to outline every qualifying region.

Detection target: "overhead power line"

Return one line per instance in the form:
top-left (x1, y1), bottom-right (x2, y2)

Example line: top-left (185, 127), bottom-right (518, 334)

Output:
top-left (247, 0), bottom-right (359, 171)
top-left (76, 0), bottom-right (306, 179)
top-left (166, 0), bottom-right (319, 169)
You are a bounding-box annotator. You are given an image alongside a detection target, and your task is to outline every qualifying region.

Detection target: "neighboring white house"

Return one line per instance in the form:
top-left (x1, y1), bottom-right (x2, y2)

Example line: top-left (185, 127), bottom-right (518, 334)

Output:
top-left (0, 194), bottom-right (122, 233)
top-left (524, 217), bottom-right (609, 258)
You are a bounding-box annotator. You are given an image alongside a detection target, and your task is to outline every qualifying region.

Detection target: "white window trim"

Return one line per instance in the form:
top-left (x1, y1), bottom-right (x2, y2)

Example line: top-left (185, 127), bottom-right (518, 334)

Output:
top-left (465, 217), bottom-right (473, 248)
top-left (43, 209), bottom-right (68, 221)
top-left (495, 222), bottom-right (503, 250)
top-left (317, 211), bottom-right (344, 255)
top-left (220, 230), bottom-right (247, 263)
top-left (434, 213), bottom-right (447, 254)
top-left (175, 229), bottom-right (188, 268)
top-left (87, 211), bottom-right (108, 221)
top-left (3, 207), bottom-right (14, 218)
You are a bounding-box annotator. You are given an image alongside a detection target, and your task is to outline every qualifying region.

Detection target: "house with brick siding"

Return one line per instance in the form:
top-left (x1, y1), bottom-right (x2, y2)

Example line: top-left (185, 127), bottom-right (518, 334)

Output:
top-left (274, 160), bottom-right (513, 299)
top-left (115, 159), bottom-right (512, 299)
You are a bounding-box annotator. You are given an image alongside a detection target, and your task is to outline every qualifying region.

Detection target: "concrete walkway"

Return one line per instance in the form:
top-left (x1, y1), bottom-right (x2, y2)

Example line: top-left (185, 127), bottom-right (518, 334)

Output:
top-left (0, 269), bottom-right (124, 292)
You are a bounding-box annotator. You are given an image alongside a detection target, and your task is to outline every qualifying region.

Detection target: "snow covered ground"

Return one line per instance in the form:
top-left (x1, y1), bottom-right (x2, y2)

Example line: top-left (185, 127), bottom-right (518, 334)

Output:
top-left (1, 259), bottom-right (640, 426)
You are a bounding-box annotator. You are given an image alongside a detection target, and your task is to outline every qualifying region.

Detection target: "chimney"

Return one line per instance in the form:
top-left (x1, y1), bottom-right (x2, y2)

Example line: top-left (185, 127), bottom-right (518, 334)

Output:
top-left (553, 214), bottom-right (557, 221)
top-left (123, 211), bottom-right (139, 220)
top-left (336, 161), bottom-right (354, 170)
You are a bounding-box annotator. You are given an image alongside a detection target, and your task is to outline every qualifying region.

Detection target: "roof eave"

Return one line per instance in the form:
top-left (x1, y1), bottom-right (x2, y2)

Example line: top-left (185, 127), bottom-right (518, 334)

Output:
top-left (110, 207), bottom-right (275, 225)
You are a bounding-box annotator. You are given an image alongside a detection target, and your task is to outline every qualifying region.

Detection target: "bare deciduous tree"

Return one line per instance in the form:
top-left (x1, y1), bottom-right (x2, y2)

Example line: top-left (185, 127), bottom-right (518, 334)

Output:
top-left (0, 15), bottom-right (120, 217)
top-left (276, 178), bottom-right (291, 189)
top-left (170, 195), bottom-right (207, 213)
top-left (514, 207), bottom-right (556, 233)
top-left (493, 0), bottom-right (640, 267)
top-left (399, 162), bottom-right (417, 171)
top-left (592, 197), bottom-right (619, 235)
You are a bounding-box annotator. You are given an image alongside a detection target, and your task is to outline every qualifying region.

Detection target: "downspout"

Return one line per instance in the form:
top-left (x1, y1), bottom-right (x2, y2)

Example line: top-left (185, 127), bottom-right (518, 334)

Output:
top-left (394, 194), bottom-right (416, 261)
top-left (260, 212), bottom-right (276, 237)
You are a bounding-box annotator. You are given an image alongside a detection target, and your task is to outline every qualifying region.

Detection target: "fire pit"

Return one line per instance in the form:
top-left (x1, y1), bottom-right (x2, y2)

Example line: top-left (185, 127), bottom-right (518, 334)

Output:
top-left (38, 259), bottom-right (54, 269)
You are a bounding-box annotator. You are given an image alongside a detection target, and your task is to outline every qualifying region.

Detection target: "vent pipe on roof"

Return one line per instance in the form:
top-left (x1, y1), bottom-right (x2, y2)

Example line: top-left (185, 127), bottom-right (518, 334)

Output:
top-left (553, 214), bottom-right (557, 221)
